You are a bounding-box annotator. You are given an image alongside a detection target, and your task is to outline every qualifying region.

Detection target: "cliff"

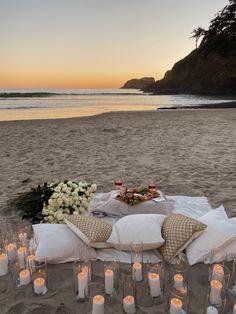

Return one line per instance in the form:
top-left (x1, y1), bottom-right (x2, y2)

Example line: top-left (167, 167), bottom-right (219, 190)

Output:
top-left (121, 77), bottom-right (155, 90)
top-left (144, 0), bottom-right (236, 95)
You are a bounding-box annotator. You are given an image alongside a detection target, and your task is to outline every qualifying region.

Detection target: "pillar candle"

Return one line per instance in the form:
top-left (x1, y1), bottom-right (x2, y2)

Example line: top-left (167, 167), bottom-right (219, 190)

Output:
top-left (132, 262), bottom-right (142, 281)
top-left (170, 298), bottom-right (183, 314)
top-left (6, 243), bottom-right (16, 261)
top-left (77, 271), bottom-right (88, 299)
top-left (148, 272), bottom-right (161, 297)
top-left (19, 269), bottom-right (31, 285)
top-left (212, 264), bottom-right (224, 282)
top-left (206, 306), bottom-right (218, 314)
top-left (17, 246), bottom-right (26, 267)
top-left (123, 295), bottom-right (135, 314)
top-left (0, 253), bottom-right (8, 276)
top-left (92, 295), bottom-right (104, 314)
top-left (174, 274), bottom-right (184, 291)
top-left (33, 277), bottom-right (47, 295)
top-left (105, 269), bottom-right (114, 295)
top-left (209, 280), bottom-right (222, 306)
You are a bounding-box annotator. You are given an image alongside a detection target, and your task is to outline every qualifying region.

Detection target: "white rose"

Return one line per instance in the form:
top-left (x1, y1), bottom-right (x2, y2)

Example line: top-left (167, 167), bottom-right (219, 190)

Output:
top-left (49, 210), bottom-right (54, 215)
top-left (48, 215), bottom-right (54, 222)
top-left (54, 186), bottom-right (61, 193)
top-left (48, 199), bottom-right (54, 206)
top-left (44, 216), bottom-right (49, 221)
top-left (73, 211), bottom-right (79, 215)
top-left (78, 196), bottom-right (83, 201)
top-left (71, 191), bottom-right (77, 197)
top-left (82, 200), bottom-right (88, 207)
top-left (64, 208), bottom-right (70, 214)
top-left (57, 213), bottom-right (64, 221)
top-left (58, 182), bottom-right (64, 187)
top-left (57, 198), bottom-right (63, 206)
top-left (79, 188), bottom-right (85, 193)
top-left (73, 195), bottom-right (79, 202)
top-left (91, 183), bottom-right (97, 192)
top-left (67, 181), bottom-right (73, 187)
top-left (42, 208), bottom-right (50, 216)
top-left (83, 182), bottom-right (88, 188)
top-left (52, 193), bottom-right (59, 199)
top-left (68, 198), bottom-right (73, 206)
top-left (85, 190), bottom-right (90, 196)
top-left (79, 207), bottom-right (85, 213)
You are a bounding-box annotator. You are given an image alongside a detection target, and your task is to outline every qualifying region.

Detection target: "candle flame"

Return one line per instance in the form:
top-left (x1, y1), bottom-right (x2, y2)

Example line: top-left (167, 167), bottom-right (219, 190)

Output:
top-left (18, 246), bottom-right (26, 253)
top-left (174, 274), bottom-right (184, 281)
top-left (35, 277), bottom-right (45, 285)
top-left (95, 295), bottom-right (103, 301)
top-left (7, 243), bottom-right (15, 250)
top-left (133, 262), bottom-right (142, 269)
top-left (211, 279), bottom-right (223, 288)
top-left (20, 269), bottom-right (29, 276)
top-left (105, 269), bottom-right (113, 275)
top-left (149, 272), bottom-right (159, 279)
top-left (124, 295), bottom-right (134, 304)
top-left (172, 298), bottom-right (182, 305)
top-left (0, 253), bottom-right (7, 259)
top-left (213, 264), bottom-right (224, 274)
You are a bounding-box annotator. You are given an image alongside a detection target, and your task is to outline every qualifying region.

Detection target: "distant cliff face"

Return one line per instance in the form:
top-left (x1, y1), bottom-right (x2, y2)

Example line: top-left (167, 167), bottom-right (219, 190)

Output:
top-left (121, 77), bottom-right (155, 90)
top-left (144, 50), bottom-right (236, 95)
top-left (144, 0), bottom-right (236, 95)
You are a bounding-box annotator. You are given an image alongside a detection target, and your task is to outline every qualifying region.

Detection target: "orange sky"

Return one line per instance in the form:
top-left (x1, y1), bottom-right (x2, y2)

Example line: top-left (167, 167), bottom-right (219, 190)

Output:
top-left (0, 0), bottom-right (228, 89)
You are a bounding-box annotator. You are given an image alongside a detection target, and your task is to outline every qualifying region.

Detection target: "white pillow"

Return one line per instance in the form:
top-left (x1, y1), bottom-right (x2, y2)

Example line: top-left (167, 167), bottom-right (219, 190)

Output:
top-left (33, 224), bottom-right (97, 264)
top-left (186, 206), bottom-right (236, 265)
top-left (107, 214), bottom-right (166, 251)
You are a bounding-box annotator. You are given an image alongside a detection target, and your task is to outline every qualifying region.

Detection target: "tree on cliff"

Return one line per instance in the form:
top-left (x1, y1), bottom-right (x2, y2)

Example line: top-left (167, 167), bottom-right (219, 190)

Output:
top-left (191, 27), bottom-right (206, 48)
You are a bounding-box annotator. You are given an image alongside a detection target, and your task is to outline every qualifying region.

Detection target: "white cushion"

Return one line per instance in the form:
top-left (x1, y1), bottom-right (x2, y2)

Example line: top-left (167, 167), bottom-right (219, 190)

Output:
top-left (33, 224), bottom-right (97, 264)
top-left (186, 206), bottom-right (236, 265)
top-left (107, 214), bottom-right (166, 251)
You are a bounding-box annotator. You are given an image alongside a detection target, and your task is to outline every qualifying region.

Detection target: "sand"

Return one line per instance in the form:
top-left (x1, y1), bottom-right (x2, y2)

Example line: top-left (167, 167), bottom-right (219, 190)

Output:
top-left (0, 109), bottom-right (236, 313)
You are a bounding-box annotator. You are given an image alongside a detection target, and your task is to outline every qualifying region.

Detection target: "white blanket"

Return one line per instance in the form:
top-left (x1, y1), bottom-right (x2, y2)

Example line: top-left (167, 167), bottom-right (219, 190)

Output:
top-left (95, 193), bottom-right (213, 263)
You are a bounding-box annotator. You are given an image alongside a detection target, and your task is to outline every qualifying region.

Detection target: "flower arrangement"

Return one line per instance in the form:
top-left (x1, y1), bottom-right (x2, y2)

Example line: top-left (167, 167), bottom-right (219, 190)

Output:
top-left (12, 180), bottom-right (97, 224)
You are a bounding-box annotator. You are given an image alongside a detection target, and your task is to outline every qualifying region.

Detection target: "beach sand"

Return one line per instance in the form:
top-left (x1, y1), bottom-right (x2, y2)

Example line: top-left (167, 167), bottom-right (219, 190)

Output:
top-left (0, 109), bottom-right (236, 313)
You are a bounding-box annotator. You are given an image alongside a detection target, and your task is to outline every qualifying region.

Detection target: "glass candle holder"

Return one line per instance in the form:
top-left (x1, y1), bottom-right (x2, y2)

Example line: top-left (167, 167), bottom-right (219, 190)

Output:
top-left (104, 259), bottom-right (119, 297)
top-left (170, 257), bottom-right (188, 295)
top-left (3, 237), bottom-right (17, 263)
top-left (11, 260), bottom-right (31, 289)
top-left (228, 258), bottom-right (236, 297)
top-left (205, 285), bottom-right (226, 313)
top-left (73, 260), bottom-right (90, 302)
top-left (31, 257), bottom-right (48, 295)
top-left (0, 244), bottom-right (8, 277)
top-left (121, 268), bottom-right (136, 314)
top-left (147, 262), bottom-right (164, 298)
top-left (167, 290), bottom-right (189, 314)
top-left (131, 242), bottom-right (143, 282)
top-left (209, 263), bottom-right (230, 290)
top-left (85, 282), bottom-right (105, 314)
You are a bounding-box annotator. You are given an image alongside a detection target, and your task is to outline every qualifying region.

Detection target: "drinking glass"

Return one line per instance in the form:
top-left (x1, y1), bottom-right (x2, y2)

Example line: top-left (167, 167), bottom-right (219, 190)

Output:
top-left (30, 257), bottom-right (48, 295)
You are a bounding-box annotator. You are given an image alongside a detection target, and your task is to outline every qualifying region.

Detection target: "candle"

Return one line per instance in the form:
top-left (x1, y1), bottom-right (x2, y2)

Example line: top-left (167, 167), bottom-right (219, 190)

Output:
top-left (83, 265), bottom-right (91, 281)
top-left (132, 262), bottom-right (142, 281)
top-left (174, 274), bottom-right (184, 291)
top-left (17, 246), bottom-right (26, 267)
top-left (206, 306), bottom-right (218, 314)
top-left (92, 295), bottom-right (104, 314)
top-left (170, 298), bottom-right (183, 314)
top-left (233, 303), bottom-right (236, 314)
top-left (212, 264), bottom-right (224, 282)
top-left (77, 271), bottom-right (88, 299)
top-left (0, 253), bottom-right (8, 276)
top-left (27, 255), bottom-right (36, 272)
top-left (6, 243), bottom-right (16, 261)
top-left (209, 280), bottom-right (222, 306)
top-left (148, 272), bottom-right (161, 297)
top-left (33, 277), bottom-right (47, 295)
top-left (105, 269), bottom-right (114, 295)
top-left (123, 295), bottom-right (135, 314)
top-left (19, 269), bottom-right (31, 285)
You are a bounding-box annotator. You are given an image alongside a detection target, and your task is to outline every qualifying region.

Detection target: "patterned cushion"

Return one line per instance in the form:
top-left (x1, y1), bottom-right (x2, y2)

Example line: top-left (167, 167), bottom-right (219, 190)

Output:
top-left (64, 215), bottom-right (112, 248)
top-left (159, 214), bottom-right (207, 262)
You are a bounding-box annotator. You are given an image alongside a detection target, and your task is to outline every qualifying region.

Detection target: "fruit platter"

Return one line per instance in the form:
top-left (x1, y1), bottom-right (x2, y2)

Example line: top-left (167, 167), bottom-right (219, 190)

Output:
top-left (116, 186), bottom-right (160, 206)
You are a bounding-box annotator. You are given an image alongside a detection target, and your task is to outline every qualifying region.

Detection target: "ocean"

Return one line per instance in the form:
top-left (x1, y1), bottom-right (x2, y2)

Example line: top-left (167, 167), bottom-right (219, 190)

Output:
top-left (0, 88), bottom-right (235, 121)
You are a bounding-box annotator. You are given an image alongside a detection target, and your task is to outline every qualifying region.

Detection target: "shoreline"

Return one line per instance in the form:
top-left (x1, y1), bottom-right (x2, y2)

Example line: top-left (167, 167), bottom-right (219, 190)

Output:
top-left (0, 101), bottom-right (236, 122)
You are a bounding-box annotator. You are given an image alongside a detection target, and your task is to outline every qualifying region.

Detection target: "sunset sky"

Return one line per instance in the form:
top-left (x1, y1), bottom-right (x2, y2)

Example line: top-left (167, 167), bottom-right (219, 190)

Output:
top-left (0, 0), bottom-right (228, 89)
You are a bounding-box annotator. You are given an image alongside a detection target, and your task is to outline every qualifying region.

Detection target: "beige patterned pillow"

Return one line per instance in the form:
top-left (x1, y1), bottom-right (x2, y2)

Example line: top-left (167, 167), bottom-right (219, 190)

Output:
top-left (159, 214), bottom-right (207, 262)
top-left (64, 215), bottom-right (112, 248)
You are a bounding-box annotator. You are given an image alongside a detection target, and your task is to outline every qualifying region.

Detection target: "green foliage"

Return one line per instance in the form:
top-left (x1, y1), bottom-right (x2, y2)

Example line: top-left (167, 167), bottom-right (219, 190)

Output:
top-left (11, 183), bottom-right (55, 224)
